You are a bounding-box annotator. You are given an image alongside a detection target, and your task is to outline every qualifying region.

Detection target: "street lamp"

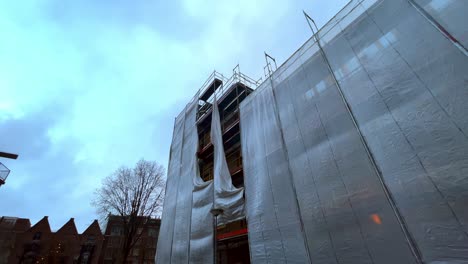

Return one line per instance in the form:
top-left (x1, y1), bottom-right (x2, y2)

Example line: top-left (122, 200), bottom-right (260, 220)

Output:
top-left (0, 162), bottom-right (10, 186)
top-left (0, 151), bottom-right (19, 187)
top-left (210, 208), bottom-right (223, 264)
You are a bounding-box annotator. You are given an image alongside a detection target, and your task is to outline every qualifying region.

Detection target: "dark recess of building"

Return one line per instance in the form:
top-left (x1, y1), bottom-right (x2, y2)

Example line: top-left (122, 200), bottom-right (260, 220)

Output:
top-left (196, 71), bottom-right (256, 263)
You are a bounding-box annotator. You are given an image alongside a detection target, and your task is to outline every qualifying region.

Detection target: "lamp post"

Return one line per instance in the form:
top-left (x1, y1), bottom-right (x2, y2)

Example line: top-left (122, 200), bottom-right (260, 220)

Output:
top-left (0, 151), bottom-right (19, 187)
top-left (210, 208), bottom-right (223, 264)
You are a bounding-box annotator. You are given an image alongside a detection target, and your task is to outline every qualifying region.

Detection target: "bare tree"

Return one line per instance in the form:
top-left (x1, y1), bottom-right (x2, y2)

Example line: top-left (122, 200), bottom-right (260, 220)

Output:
top-left (92, 159), bottom-right (165, 263)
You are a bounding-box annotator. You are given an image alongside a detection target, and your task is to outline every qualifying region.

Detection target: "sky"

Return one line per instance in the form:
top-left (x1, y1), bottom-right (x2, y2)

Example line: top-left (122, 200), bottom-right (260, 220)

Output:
top-left (0, 0), bottom-right (348, 232)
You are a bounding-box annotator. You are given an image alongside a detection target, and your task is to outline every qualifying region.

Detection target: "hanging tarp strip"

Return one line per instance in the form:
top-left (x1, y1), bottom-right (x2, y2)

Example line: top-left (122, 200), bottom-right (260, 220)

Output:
top-left (211, 95), bottom-right (245, 225)
top-left (190, 98), bottom-right (214, 264)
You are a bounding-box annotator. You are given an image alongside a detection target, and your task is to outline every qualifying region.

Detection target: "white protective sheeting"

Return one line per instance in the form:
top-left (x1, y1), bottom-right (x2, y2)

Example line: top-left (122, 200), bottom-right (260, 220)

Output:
top-left (240, 0), bottom-right (468, 263)
top-left (240, 84), bottom-right (311, 263)
top-left (158, 0), bottom-right (468, 262)
top-left (186, 95), bottom-right (214, 264)
top-left (158, 92), bottom-right (245, 264)
top-left (413, 0), bottom-right (468, 49)
top-left (212, 95), bottom-right (245, 225)
top-left (155, 111), bottom-right (185, 264)
top-left (190, 182), bottom-right (213, 264)
top-left (170, 99), bottom-right (197, 263)
top-left (157, 94), bottom-right (212, 264)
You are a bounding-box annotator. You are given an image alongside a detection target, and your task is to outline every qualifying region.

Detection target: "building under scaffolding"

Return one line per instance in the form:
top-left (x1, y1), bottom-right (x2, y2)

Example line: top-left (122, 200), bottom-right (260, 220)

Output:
top-left (157, 0), bottom-right (468, 263)
top-left (196, 69), bottom-right (258, 263)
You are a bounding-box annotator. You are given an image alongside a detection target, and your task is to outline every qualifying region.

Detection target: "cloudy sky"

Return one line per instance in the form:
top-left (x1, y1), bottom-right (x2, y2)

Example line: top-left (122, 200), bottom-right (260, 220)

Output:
top-left (0, 0), bottom-right (348, 232)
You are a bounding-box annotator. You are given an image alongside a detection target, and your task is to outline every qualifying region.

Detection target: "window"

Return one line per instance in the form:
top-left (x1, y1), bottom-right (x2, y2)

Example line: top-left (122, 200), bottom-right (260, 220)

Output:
top-left (2, 217), bottom-right (16, 226)
top-left (80, 252), bottom-right (90, 264)
top-left (33, 232), bottom-right (42, 240)
top-left (108, 237), bottom-right (121, 248)
top-left (148, 228), bottom-right (158, 237)
top-left (132, 248), bottom-right (139, 257)
top-left (87, 235), bottom-right (96, 243)
top-left (111, 225), bottom-right (123, 236)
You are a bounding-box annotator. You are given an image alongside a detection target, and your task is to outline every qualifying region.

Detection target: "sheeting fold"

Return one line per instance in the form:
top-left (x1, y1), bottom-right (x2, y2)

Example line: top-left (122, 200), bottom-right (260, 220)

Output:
top-left (212, 95), bottom-right (245, 225)
top-left (157, 94), bottom-right (245, 264)
top-left (157, 95), bottom-right (207, 264)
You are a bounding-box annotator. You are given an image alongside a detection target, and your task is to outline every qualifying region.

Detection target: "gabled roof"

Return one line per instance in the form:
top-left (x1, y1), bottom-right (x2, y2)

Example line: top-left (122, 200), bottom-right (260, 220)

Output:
top-left (56, 218), bottom-right (78, 235)
top-left (82, 220), bottom-right (102, 236)
top-left (15, 218), bottom-right (31, 232)
top-left (29, 216), bottom-right (51, 233)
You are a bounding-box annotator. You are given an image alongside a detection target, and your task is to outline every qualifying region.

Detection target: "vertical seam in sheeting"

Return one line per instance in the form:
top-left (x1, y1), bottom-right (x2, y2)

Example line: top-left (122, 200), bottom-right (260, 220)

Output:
top-left (239, 110), bottom-right (269, 263)
top-left (406, 0), bottom-right (468, 56)
top-left (284, 75), bottom-right (340, 264)
top-left (268, 77), bottom-right (312, 264)
top-left (402, 1), bottom-right (468, 139)
top-left (259, 89), bottom-right (289, 263)
top-left (341, 17), bottom-right (426, 262)
top-left (169, 107), bottom-right (187, 264)
top-left (310, 1), bottom-right (424, 262)
top-left (364, 3), bottom-right (468, 239)
top-left (313, 103), bottom-right (375, 264)
top-left (186, 104), bottom-right (195, 264)
top-left (164, 118), bottom-right (178, 213)
top-left (157, 118), bottom-right (178, 264)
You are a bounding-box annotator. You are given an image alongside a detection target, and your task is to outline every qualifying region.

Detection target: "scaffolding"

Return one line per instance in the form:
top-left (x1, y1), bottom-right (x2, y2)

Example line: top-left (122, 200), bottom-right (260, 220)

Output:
top-left (157, 0), bottom-right (468, 263)
top-left (241, 0), bottom-right (468, 263)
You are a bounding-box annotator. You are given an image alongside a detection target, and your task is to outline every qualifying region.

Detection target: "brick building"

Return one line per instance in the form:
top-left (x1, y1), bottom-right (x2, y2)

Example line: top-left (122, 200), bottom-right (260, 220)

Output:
top-left (1, 215), bottom-right (160, 264)
top-left (0, 217), bottom-right (31, 263)
top-left (100, 215), bottom-right (160, 264)
top-left (1, 216), bottom-right (104, 264)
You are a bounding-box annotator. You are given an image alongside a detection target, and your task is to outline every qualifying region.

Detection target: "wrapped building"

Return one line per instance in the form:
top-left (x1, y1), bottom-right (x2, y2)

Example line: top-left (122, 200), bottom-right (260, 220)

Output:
top-left (157, 0), bottom-right (468, 263)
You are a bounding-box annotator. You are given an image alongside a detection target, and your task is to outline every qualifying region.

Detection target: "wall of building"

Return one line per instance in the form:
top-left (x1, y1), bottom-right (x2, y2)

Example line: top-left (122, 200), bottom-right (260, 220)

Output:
top-left (100, 215), bottom-right (160, 264)
top-left (1, 215), bottom-right (160, 264)
top-left (240, 0), bottom-right (468, 263)
top-left (0, 217), bottom-right (30, 263)
top-left (7, 217), bottom-right (105, 264)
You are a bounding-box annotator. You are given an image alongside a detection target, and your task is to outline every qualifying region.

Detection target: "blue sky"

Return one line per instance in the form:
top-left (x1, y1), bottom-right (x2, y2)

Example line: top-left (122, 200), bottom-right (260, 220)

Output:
top-left (0, 0), bottom-right (348, 232)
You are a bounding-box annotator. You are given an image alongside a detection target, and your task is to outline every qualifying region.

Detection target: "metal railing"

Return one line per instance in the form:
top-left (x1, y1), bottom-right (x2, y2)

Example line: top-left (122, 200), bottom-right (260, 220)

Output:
top-left (196, 67), bottom-right (261, 123)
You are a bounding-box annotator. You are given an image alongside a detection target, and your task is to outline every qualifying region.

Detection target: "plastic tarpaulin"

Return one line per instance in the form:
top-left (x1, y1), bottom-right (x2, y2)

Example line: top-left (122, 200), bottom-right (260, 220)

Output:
top-left (240, 84), bottom-right (311, 263)
top-left (190, 181), bottom-right (213, 264)
top-left (212, 95), bottom-right (245, 225)
top-left (157, 92), bottom-right (245, 264)
top-left (155, 110), bottom-right (185, 264)
top-left (240, 0), bottom-right (468, 263)
top-left (412, 0), bottom-right (468, 49)
top-left (156, 95), bottom-right (206, 264)
top-left (186, 94), bottom-right (214, 264)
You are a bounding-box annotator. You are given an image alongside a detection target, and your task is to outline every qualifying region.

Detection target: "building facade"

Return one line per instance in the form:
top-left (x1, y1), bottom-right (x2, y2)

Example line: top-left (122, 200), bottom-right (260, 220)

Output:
top-left (99, 215), bottom-right (160, 264)
top-left (196, 73), bottom-right (254, 263)
top-left (157, 0), bottom-right (468, 263)
top-left (0, 217), bottom-right (31, 263)
top-left (2, 216), bottom-right (104, 264)
top-left (1, 215), bottom-right (160, 264)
